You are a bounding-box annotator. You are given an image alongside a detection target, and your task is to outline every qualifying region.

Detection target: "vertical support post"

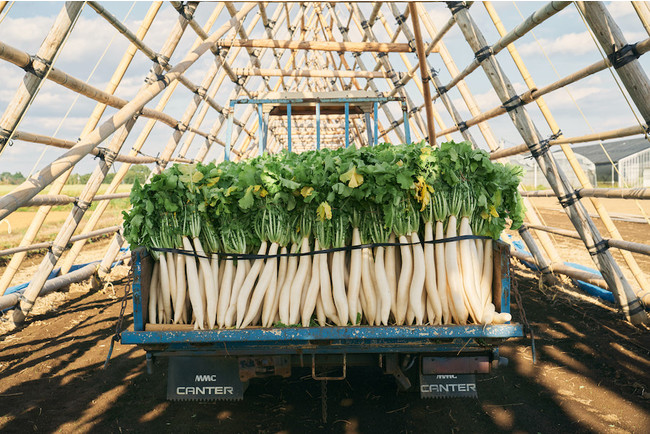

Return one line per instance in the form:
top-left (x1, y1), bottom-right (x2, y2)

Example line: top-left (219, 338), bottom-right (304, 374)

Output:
top-left (225, 101), bottom-right (235, 161)
top-left (373, 101), bottom-right (379, 146)
top-left (364, 112), bottom-right (373, 146)
top-left (408, 2), bottom-right (436, 146)
top-left (257, 103), bottom-right (264, 155)
top-left (402, 101), bottom-right (411, 144)
top-left (262, 112), bottom-right (268, 154)
top-left (316, 101), bottom-right (321, 151)
top-left (344, 102), bottom-right (350, 148)
top-left (287, 102), bottom-right (292, 152)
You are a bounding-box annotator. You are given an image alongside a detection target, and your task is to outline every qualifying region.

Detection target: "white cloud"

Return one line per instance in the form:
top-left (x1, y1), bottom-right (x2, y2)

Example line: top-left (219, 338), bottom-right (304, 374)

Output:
top-left (516, 32), bottom-right (594, 56)
top-left (606, 1), bottom-right (635, 19)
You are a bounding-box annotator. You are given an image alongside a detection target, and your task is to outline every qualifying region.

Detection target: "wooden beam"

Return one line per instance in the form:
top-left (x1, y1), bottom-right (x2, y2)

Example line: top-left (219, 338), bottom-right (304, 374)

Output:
top-left (521, 188), bottom-right (650, 200)
top-left (214, 38), bottom-right (413, 53)
top-left (409, 2), bottom-right (435, 145)
top-left (233, 68), bottom-right (390, 78)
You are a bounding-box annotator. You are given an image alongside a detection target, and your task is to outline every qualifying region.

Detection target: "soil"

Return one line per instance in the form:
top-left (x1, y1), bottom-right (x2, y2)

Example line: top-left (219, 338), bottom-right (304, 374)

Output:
top-left (1, 262), bottom-right (649, 433)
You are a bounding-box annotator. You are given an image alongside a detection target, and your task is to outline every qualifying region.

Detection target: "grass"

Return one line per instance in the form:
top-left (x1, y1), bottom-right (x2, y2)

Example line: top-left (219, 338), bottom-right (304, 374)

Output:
top-left (0, 184), bottom-right (133, 250)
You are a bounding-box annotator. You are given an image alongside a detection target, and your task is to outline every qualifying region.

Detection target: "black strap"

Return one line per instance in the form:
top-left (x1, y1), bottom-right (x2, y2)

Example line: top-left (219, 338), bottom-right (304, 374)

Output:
top-left (474, 46), bottom-right (493, 63)
top-left (587, 238), bottom-right (609, 257)
top-left (151, 234), bottom-right (493, 261)
top-left (608, 43), bottom-right (640, 69)
top-left (436, 85), bottom-right (448, 96)
top-left (528, 138), bottom-right (550, 159)
top-left (27, 55), bottom-right (53, 79)
top-left (502, 94), bottom-right (524, 113)
top-left (395, 14), bottom-right (407, 25)
top-left (447, 1), bottom-right (467, 15)
top-left (457, 120), bottom-right (469, 132)
top-left (361, 19), bottom-right (369, 29)
top-left (558, 190), bottom-right (581, 208)
top-left (338, 25), bottom-right (348, 35)
top-left (377, 52), bottom-right (388, 59)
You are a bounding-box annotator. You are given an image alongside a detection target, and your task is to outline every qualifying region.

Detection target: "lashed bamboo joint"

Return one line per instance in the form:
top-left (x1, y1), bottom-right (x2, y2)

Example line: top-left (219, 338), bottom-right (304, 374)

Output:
top-left (0, 1), bottom-right (647, 327)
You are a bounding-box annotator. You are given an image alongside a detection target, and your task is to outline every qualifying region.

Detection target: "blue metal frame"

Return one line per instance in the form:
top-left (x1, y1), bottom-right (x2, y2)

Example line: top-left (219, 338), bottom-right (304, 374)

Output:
top-left (124, 243), bottom-right (522, 357)
top-left (286, 102), bottom-right (292, 152)
top-left (315, 102), bottom-right (321, 150)
top-left (373, 102), bottom-right (379, 146)
top-left (257, 103), bottom-right (264, 156)
top-left (344, 102), bottom-right (350, 148)
top-left (225, 96), bottom-right (410, 154)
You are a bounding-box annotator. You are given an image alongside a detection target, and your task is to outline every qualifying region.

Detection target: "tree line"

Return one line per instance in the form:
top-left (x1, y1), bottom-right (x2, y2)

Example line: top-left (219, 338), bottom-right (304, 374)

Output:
top-left (0, 165), bottom-right (151, 185)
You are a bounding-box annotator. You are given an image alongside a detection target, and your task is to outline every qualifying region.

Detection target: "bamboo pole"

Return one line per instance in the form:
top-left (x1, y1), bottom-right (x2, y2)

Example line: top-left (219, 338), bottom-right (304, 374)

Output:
top-left (193, 4), bottom-right (301, 162)
top-left (232, 68), bottom-right (391, 79)
top-left (452, 3), bottom-right (647, 324)
top-left (526, 224), bottom-right (650, 258)
top-left (312, 5), bottom-right (369, 149)
top-left (213, 38), bottom-right (413, 53)
top-left (20, 0), bottom-right (196, 303)
top-left (0, 40), bottom-right (218, 135)
top-left (383, 4), bottom-right (474, 144)
top-left (386, 10), bottom-right (460, 97)
top-left (424, 35), bottom-right (650, 139)
top-left (0, 3), bottom-right (163, 296)
top-left (521, 188), bottom-right (650, 200)
top-left (349, 4), bottom-right (429, 142)
top-left (429, 1), bottom-right (571, 107)
top-left (0, 4), bottom-right (256, 222)
top-left (485, 0), bottom-right (650, 298)
top-left (417, 3), bottom-right (563, 268)
top-left (0, 226), bottom-right (120, 257)
top-left (9, 130), bottom-right (192, 164)
top-left (408, 2), bottom-right (436, 146)
top-left (510, 248), bottom-right (608, 288)
top-left (490, 124), bottom-right (647, 160)
top-left (23, 193), bottom-right (129, 207)
top-left (11, 5), bottom-right (257, 323)
top-left (578, 2), bottom-right (650, 124)
top-left (632, 1), bottom-right (650, 36)
top-left (0, 2), bottom-right (84, 156)
top-left (61, 4), bottom-right (231, 275)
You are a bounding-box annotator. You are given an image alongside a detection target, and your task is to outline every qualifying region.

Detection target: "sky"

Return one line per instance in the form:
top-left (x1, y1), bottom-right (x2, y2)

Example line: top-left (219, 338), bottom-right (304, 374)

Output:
top-left (0, 1), bottom-right (648, 176)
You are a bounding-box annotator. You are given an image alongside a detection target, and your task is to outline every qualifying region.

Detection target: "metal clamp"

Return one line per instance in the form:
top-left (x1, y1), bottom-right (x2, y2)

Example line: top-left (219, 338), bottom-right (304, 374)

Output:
top-left (27, 54), bottom-right (53, 79)
top-left (311, 354), bottom-right (347, 381)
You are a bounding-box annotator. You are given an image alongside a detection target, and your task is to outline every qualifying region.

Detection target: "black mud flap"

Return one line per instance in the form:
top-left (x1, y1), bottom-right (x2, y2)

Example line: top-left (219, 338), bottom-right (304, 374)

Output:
top-left (167, 357), bottom-right (247, 401)
top-left (419, 374), bottom-right (478, 399)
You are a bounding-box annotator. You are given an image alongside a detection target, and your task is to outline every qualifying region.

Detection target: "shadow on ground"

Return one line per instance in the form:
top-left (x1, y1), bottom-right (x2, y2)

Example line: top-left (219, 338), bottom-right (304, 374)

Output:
top-left (1, 263), bottom-right (649, 433)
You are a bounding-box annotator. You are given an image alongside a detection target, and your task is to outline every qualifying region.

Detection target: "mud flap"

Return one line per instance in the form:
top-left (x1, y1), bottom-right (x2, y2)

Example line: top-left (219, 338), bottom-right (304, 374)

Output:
top-left (419, 374), bottom-right (478, 399)
top-left (167, 357), bottom-right (247, 401)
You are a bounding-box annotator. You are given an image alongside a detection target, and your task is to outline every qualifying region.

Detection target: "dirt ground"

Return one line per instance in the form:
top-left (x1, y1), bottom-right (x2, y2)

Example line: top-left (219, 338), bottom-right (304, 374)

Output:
top-left (1, 261), bottom-right (649, 433)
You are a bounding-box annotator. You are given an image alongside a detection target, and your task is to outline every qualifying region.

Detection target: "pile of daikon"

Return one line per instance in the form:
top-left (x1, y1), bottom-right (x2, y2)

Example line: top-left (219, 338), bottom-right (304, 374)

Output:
top-left (123, 141), bottom-right (524, 329)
